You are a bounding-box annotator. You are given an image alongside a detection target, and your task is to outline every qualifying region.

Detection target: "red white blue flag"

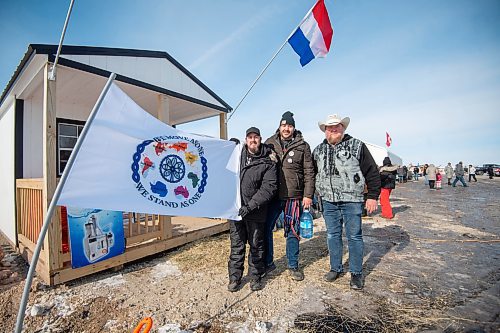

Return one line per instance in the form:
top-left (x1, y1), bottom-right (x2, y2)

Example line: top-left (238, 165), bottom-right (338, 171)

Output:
top-left (288, 0), bottom-right (334, 66)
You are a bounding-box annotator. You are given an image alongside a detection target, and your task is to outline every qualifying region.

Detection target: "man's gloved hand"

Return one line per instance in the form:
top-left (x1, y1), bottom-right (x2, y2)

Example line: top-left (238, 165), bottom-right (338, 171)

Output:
top-left (238, 206), bottom-right (250, 218)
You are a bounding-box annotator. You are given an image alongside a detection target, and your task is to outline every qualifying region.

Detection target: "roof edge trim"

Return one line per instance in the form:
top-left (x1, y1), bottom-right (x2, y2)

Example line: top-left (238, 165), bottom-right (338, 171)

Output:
top-left (51, 55), bottom-right (231, 113)
top-left (32, 44), bottom-right (232, 110)
top-left (0, 45), bottom-right (38, 106)
top-left (2, 44), bottom-right (233, 112)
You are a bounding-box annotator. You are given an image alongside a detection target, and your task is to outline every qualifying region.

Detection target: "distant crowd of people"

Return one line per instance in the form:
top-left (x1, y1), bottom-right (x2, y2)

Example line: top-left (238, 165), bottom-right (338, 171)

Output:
top-left (391, 161), bottom-right (491, 190)
top-left (373, 159), bottom-right (492, 234)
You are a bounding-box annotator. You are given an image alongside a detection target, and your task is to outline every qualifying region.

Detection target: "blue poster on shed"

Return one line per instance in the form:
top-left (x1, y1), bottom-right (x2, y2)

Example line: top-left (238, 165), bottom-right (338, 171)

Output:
top-left (67, 208), bottom-right (125, 268)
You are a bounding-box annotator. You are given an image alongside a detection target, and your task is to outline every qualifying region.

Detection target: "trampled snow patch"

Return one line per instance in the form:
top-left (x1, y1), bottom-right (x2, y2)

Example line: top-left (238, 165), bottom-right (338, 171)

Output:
top-left (151, 261), bottom-right (182, 279)
top-left (98, 274), bottom-right (126, 287)
top-left (53, 294), bottom-right (74, 317)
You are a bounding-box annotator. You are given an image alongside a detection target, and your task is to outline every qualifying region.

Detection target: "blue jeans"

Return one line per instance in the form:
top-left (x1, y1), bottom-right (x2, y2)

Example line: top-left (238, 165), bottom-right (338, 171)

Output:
top-left (323, 201), bottom-right (364, 275)
top-left (414, 172), bottom-right (419, 181)
top-left (264, 199), bottom-right (301, 269)
top-left (452, 176), bottom-right (468, 187)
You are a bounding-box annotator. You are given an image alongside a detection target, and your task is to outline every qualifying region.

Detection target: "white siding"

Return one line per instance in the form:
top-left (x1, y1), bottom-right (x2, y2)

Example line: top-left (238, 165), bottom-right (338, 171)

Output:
top-left (0, 102), bottom-right (17, 243)
top-left (61, 54), bottom-right (224, 108)
top-left (57, 100), bottom-right (91, 121)
top-left (23, 95), bottom-right (44, 178)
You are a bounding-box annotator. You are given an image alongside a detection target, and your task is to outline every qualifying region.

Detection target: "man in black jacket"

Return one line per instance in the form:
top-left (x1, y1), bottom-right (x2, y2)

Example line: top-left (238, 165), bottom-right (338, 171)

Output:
top-left (228, 127), bottom-right (278, 292)
top-left (263, 111), bottom-right (315, 281)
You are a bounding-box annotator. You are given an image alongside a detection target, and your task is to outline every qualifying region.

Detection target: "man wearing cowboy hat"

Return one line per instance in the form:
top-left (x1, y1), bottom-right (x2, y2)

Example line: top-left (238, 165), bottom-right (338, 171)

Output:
top-left (313, 114), bottom-right (380, 290)
top-left (263, 111), bottom-right (315, 281)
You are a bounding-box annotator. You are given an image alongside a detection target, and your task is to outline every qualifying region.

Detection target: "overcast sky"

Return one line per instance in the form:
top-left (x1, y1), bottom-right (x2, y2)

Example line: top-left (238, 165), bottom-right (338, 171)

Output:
top-left (1, 0), bottom-right (499, 166)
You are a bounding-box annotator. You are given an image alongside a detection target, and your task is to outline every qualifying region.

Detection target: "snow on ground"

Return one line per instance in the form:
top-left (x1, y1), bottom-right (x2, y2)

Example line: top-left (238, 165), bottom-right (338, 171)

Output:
top-left (95, 273), bottom-right (126, 288)
top-left (151, 261), bottom-right (182, 280)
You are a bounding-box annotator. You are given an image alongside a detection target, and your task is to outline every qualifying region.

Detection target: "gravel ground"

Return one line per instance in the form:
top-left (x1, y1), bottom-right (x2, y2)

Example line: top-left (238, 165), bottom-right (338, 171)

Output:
top-left (1, 175), bottom-right (499, 332)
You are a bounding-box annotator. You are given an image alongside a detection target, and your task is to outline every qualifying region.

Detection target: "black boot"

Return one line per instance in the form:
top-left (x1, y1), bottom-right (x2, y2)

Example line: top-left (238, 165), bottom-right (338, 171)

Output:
top-left (350, 274), bottom-right (364, 290)
top-left (250, 277), bottom-right (264, 291)
top-left (228, 280), bottom-right (241, 292)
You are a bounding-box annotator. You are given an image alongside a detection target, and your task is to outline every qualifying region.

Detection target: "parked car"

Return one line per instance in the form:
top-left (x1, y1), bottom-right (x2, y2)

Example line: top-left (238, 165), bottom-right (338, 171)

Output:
top-left (475, 166), bottom-right (486, 175)
top-left (495, 166), bottom-right (500, 177)
top-left (480, 164), bottom-right (500, 176)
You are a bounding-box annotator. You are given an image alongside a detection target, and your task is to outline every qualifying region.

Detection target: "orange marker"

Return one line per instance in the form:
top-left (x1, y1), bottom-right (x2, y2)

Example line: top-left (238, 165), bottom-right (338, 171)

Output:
top-left (133, 317), bottom-right (153, 333)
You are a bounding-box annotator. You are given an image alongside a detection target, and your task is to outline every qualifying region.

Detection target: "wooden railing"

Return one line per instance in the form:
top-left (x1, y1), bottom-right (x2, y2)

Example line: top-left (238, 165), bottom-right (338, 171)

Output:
top-left (16, 178), bottom-right (44, 245)
top-left (123, 212), bottom-right (164, 245)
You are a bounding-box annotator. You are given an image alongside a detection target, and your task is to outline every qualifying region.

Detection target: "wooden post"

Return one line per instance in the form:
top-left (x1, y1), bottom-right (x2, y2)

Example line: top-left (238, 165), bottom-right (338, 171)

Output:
top-left (42, 63), bottom-right (63, 273)
top-left (219, 113), bottom-right (228, 140)
top-left (127, 212), bottom-right (133, 237)
top-left (157, 94), bottom-right (173, 239)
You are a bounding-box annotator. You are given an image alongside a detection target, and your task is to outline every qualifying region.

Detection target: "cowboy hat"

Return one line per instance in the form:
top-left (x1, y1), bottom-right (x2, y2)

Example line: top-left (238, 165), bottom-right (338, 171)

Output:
top-left (318, 114), bottom-right (350, 132)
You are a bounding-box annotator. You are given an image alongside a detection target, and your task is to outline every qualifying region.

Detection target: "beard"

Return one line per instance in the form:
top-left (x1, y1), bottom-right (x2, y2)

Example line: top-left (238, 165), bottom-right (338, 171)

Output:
top-left (247, 144), bottom-right (260, 154)
top-left (327, 133), bottom-right (344, 145)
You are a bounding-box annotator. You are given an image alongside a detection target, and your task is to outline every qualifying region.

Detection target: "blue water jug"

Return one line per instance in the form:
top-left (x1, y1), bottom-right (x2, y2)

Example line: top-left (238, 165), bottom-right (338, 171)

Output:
top-left (300, 210), bottom-right (314, 239)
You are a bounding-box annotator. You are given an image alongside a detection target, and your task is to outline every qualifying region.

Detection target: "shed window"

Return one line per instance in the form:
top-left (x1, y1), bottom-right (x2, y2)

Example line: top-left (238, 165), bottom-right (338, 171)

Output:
top-left (57, 119), bottom-right (85, 176)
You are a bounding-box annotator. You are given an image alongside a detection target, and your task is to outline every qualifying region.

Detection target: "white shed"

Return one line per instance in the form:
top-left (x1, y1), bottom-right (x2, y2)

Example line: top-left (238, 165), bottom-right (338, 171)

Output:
top-left (0, 44), bottom-right (232, 284)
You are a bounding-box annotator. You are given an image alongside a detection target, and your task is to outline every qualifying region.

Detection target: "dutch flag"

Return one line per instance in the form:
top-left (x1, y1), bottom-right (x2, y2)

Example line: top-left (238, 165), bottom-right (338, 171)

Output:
top-left (288, 0), bottom-right (334, 67)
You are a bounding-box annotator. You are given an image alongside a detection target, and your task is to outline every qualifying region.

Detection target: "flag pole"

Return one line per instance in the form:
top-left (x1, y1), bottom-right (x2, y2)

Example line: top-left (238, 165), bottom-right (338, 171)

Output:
top-left (48, 0), bottom-right (75, 81)
top-left (226, 40), bottom-right (288, 122)
top-left (14, 73), bottom-right (117, 333)
top-left (226, 1), bottom-right (319, 123)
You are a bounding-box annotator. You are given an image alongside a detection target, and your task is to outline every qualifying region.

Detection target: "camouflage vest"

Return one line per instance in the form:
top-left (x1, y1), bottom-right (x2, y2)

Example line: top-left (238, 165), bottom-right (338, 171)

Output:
top-left (313, 137), bottom-right (365, 203)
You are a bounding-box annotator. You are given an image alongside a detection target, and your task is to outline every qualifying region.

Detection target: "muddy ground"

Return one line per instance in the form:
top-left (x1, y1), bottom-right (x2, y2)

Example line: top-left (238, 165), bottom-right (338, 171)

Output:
top-left (1, 176), bottom-right (499, 332)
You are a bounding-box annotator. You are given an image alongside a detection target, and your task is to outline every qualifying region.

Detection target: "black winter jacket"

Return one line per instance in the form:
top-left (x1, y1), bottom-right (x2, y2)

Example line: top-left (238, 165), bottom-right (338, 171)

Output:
top-left (379, 166), bottom-right (398, 189)
top-left (240, 144), bottom-right (278, 221)
top-left (379, 156), bottom-right (398, 189)
top-left (264, 130), bottom-right (315, 200)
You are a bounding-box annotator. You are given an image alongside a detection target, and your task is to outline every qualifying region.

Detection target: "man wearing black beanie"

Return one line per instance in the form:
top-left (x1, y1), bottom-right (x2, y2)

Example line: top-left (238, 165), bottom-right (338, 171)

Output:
top-left (280, 111), bottom-right (295, 127)
top-left (263, 111), bottom-right (315, 281)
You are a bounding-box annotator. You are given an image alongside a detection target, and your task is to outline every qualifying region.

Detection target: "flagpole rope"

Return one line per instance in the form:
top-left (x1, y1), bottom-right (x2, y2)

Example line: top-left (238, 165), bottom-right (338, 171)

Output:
top-left (227, 1), bottom-right (320, 123)
top-left (14, 73), bottom-right (117, 333)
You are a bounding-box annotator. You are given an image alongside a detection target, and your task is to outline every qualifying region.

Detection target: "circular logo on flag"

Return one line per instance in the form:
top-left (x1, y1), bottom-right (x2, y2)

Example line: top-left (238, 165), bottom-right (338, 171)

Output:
top-left (131, 136), bottom-right (208, 208)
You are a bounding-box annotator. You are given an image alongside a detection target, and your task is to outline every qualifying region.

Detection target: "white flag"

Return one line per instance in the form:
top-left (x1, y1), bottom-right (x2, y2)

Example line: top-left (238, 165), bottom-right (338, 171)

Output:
top-left (58, 83), bottom-right (241, 220)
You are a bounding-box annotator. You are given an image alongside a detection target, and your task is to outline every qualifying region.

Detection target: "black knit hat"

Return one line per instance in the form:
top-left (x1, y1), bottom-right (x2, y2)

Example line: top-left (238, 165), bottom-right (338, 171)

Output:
top-left (280, 111), bottom-right (295, 127)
